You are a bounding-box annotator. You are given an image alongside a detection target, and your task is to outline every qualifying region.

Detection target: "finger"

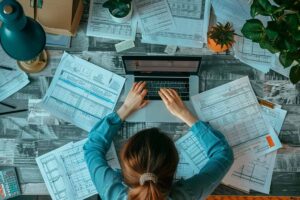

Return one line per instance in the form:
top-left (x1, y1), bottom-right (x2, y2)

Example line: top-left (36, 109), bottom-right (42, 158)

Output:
top-left (160, 88), bottom-right (173, 101)
top-left (133, 81), bottom-right (143, 91)
top-left (139, 100), bottom-right (149, 109)
top-left (140, 89), bottom-right (148, 97)
top-left (136, 81), bottom-right (146, 93)
top-left (170, 89), bottom-right (180, 99)
top-left (158, 90), bottom-right (169, 104)
top-left (164, 88), bottom-right (176, 98)
top-left (132, 82), bottom-right (138, 91)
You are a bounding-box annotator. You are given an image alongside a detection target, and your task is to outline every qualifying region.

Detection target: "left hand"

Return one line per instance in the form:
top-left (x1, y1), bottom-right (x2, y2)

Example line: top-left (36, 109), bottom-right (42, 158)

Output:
top-left (117, 81), bottom-right (149, 121)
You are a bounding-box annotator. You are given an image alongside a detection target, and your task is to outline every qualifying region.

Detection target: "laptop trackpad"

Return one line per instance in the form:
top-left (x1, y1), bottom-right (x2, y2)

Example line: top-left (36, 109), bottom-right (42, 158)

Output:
top-left (145, 101), bottom-right (180, 122)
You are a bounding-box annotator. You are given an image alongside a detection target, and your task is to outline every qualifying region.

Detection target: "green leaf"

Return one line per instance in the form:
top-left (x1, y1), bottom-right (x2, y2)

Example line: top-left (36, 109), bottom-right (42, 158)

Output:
top-left (250, 0), bottom-right (270, 17)
top-left (258, 0), bottom-right (276, 13)
top-left (292, 31), bottom-right (300, 41)
top-left (265, 28), bottom-right (279, 42)
top-left (289, 64), bottom-right (300, 84)
top-left (284, 38), bottom-right (298, 52)
top-left (279, 52), bottom-right (294, 67)
top-left (274, 0), bottom-right (300, 11)
top-left (242, 19), bottom-right (265, 42)
top-left (259, 39), bottom-right (279, 53)
top-left (285, 14), bottom-right (298, 32)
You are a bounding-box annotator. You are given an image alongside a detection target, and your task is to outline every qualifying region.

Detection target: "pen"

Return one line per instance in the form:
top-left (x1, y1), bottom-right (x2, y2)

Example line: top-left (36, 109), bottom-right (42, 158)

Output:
top-left (0, 109), bottom-right (28, 115)
top-left (0, 65), bottom-right (15, 71)
top-left (0, 102), bottom-right (16, 109)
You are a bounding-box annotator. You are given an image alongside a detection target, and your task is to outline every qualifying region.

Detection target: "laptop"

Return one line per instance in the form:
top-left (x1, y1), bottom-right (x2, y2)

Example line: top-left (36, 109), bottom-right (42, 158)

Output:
top-left (121, 56), bottom-right (201, 122)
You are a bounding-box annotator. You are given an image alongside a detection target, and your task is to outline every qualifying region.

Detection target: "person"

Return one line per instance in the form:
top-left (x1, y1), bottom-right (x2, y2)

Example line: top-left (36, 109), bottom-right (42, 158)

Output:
top-left (84, 81), bottom-right (234, 200)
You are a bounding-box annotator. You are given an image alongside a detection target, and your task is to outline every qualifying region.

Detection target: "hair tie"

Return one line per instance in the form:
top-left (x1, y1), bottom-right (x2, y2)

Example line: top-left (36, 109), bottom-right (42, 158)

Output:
top-left (139, 173), bottom-right (158, 185)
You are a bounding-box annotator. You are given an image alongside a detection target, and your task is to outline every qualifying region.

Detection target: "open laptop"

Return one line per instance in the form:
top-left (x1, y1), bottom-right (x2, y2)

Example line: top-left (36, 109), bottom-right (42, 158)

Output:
top-left (121, 56), bottom-right (201, 122)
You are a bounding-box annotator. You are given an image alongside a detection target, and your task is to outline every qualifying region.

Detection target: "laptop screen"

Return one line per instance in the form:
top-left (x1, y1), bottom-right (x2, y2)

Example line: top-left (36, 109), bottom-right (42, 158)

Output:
top-left (122, 56), bottom-right (201, 75)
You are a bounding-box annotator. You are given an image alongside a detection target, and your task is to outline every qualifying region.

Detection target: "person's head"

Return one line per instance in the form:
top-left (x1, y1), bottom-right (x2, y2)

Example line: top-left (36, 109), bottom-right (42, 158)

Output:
top-left (120, 128), bottom-right (179, 200)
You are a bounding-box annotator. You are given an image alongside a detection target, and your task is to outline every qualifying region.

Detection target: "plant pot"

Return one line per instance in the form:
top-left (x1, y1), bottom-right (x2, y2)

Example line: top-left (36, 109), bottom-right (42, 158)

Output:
top-left (207, 37), bottom-right (233, 53)
top-left (109, 3), bottom-right (133, 23)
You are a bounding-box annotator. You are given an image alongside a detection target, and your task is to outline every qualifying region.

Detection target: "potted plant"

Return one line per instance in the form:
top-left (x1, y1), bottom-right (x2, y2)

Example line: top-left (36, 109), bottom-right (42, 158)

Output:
top-left (103, 0), bottom-right (133, 23)
top-left (241, 0), bottom-right (300, 84)
top-left (207, 22), bottom-right (235, 53)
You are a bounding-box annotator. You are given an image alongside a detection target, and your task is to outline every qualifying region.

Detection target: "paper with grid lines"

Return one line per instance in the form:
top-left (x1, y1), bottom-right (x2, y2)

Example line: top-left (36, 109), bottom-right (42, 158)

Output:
top-left (191, 76), bottom-right (282, 162)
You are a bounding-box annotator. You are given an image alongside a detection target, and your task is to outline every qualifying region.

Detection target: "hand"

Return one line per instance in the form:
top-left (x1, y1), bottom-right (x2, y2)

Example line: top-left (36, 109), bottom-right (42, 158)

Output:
top-left (158, 88), bottom-right (197, 127)
top-left (117, 81), bottom-right (149, 121)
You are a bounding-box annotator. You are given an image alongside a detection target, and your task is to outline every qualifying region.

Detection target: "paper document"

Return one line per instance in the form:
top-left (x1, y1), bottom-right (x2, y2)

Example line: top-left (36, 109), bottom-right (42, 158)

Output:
top-left (87, 0), bottom-right (137, 40)
top-left (42, 52), bottom-right (125, 131)
top-left (222, 100), bottom-right (287, 194)
top-left (134, 0), bottom-right (175, 34)
top-left (233, 36), bottom-right (272, 73)
top-left (36, 139), bottom-right (120, 200)
top-left (175, 131), bottom-right (208, 180)
top-left (141, 0), bottom-right (210, 48)
top-left (191, 76), bottom-right (282, 161)
top-left (0, 68), bottom-right (29, 102)
top-left (28, 99), bottom-right (60, 125)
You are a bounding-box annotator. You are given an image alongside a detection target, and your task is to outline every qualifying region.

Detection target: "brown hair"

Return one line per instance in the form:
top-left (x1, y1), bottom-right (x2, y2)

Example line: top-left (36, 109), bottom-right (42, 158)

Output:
top-left (120, 128), bottom-right (179, 200)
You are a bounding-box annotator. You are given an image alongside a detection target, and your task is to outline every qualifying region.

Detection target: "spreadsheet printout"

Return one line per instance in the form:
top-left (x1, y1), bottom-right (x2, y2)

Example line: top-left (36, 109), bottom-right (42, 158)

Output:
top-left (222, 101), bottom-right (287, 194)
top-left (87, 0), bottom-right (137, 40)
top-left (36, 140), bottom-right (120, 200)
top-left (42, 52), bottom-right (126, 132)
top-left (175, 131), bottom-right (208, 180)
top-left (191, 76), bottom-right (282, 161)
top-left (141, 0), bottom-right (210, 48)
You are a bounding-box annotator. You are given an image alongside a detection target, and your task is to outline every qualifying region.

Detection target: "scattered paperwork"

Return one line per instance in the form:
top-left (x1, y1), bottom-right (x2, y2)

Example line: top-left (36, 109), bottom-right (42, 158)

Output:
top-left (87, 0), bottom-right (137, 41)
top-left (191, 76), bottom-right (282, 161)
top-left (222, 99), bottom-right (287, 194)
top-left (42, 52), bottom-right (125, 132)
top-left (134, 0), bottom-right (175, 34)
top-left (141, 0), bottom-right (210, 48)
top-left (0, 68), bottom-right (29, 102)
top-left (36, 139), bottom-right (120, 200)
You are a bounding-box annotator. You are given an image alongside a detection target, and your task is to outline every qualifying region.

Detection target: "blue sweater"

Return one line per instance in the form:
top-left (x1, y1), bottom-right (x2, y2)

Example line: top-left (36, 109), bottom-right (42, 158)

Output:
top-left (83, 112), bottom-right (234, 200)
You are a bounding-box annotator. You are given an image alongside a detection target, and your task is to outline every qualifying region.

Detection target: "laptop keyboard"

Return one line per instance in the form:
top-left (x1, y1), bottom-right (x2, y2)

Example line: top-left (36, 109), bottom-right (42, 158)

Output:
top-left (135, 77), bottom-right (189, 100)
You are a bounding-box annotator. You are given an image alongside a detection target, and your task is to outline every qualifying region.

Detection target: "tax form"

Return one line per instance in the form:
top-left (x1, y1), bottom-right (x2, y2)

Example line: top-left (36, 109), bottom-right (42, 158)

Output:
top-left (175, 131), bottom-right (208, 180)
top-left (233, 36), bottom-right (272, 73)
top-left (141, 0), bottom-right (210, 48)
top-left (42, 52), bottom-right (125, 132)
top-left (134, 0), bottom-right (175, 34)
top-left (36, 140), bottom-right (120, 200)
top-left (87, 0), bottom-right (137, 40)
top-left (191, 76), bottom-right (282, 161)
top-left (222, 100), bottom-right (287, 194)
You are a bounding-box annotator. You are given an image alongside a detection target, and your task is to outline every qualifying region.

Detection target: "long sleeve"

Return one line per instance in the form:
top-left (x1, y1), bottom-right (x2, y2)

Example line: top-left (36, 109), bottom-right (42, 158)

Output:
top-left (83, 112), bottom-right (127, 200)
top-left (170, 120), bottom-right (234, 200)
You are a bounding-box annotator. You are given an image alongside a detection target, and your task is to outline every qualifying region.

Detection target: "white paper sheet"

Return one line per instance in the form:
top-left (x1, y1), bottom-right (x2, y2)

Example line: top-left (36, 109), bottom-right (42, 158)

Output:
top-left (134, 0), bottom-right (175, 34)
top-left (222, 101), bottom-right (287, 194)
top-left (191, 76), bottom-right (282, 161)
top-left (141, 0), bottom-right (210, 48)
top-left (175, 131), bottom-right (208, 180)
top-left (87, 0), bottom-right (137, 40)
top-left (36, 140), bottom-right (120, 200)
top-left (42, 52), bottom-right (125, 132)
top-left (270, 55), bottom-right (291, 78)
top-left (233, 36), bottom-right (272, 73)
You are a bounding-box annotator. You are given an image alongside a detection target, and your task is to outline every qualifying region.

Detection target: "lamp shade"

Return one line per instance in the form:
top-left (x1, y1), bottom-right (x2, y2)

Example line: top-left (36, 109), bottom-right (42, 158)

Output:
top-left (0, 0), bottom-right (46, 61)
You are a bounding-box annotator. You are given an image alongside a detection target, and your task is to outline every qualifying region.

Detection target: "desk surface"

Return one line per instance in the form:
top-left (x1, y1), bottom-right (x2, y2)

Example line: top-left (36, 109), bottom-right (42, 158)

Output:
top-left (0, 3), bottom-right (300, 198)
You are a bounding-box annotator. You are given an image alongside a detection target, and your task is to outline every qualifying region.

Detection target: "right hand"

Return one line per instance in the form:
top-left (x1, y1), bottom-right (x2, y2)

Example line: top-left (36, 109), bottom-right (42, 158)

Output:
top-left (158, 88), bottom-right (197, 127)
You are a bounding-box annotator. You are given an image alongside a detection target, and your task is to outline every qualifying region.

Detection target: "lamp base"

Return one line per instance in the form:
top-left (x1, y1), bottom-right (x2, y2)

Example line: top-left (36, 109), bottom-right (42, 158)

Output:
top-left (17, 50), bottom-right (48, 73)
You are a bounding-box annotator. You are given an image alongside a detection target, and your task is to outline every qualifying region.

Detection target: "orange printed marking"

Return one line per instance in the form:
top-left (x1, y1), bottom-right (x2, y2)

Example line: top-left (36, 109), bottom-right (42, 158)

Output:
top-left (266, 135), bottom-right (275, 147)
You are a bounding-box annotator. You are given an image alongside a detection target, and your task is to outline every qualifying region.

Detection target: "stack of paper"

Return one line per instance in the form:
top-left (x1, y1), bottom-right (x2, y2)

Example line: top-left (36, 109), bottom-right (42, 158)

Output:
top-left (36, 139), bottom-right (120, 200)
top-left (176, 76), bottom-right (286, 194)
top-left (42, 52), bottom-right (126, 131)
top-left (86, 0), bottom-right (210, 48)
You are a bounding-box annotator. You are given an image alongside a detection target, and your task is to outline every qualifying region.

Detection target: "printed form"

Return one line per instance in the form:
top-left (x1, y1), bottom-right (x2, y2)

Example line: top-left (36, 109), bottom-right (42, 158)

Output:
top-left (134, 0), bottom-right (175, 34)
top-left (42, 52), bottom-right (125, 132)
top-left (141, 0), bottom-right (210, 48)
top-left (222, 100), bottom-right (287, 194)
top-left (36, 139), bottom-right (120, 200)
top-left (87, 0), bottom-right (137, 40)
top-left (191, 76), bottom-right (282, 161)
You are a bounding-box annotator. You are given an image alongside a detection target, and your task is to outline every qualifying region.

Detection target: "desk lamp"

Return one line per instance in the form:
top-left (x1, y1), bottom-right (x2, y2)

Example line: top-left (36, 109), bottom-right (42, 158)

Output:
top-left (0, 0), bottom-right (47, 73)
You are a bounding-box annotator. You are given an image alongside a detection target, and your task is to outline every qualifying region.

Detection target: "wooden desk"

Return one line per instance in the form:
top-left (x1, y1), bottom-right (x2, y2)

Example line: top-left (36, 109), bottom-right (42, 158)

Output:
top-left (1, 6), bottom-right (300, 199)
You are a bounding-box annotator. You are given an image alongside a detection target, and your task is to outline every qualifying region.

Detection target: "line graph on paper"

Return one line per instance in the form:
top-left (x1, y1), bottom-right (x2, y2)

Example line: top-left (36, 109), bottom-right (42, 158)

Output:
top-left (60, 140), bottom-right (97, 200)
top-left (39, 155), bottom-right (70, 200)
